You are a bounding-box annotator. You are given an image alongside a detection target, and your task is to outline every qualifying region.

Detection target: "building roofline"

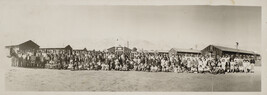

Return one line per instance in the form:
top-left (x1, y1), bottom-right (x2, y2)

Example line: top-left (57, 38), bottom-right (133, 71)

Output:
top-left (209, 45), bottom-right (256, 55)
top-left (171, 48), bottom-right (201, 53)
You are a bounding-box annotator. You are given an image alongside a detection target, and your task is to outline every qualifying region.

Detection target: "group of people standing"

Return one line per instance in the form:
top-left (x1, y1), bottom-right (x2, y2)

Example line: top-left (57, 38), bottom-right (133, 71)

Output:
top-left (9, 49), bottom-right (256, 74)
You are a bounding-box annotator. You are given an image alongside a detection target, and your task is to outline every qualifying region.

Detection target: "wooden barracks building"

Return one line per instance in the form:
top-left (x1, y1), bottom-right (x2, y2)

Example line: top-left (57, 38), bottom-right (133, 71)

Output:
top-left (107, 45), bottom-right (132, 54)
top-left (201, 45), bottom-right (259, 57)
top-left (169, 48), bottom-right (201, 56)
top-left (73, 48), bottom-right (88, 53)
top-left (5, 40), bottom-right (40, 52)
top-left (169, 45), bottom-right (259, 58)
top-left (40, 45), bottom-right (73, 53)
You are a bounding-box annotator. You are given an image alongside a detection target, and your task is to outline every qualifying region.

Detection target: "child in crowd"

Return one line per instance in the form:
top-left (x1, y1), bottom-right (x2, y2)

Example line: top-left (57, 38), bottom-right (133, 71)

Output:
top-left (191, 65), bottom-right (198, 73)
top-left (203, 66), bottom-right (211, 73)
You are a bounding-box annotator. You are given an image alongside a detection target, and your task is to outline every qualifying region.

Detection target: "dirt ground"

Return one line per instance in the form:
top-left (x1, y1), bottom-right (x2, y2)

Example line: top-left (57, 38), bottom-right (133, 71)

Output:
top-left (5, 67), bottom-right (261, 92)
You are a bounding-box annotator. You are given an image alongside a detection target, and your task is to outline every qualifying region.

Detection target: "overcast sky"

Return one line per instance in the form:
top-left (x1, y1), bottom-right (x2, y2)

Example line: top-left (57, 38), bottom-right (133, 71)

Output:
top-left (0, 4), bottom-right (261, 53)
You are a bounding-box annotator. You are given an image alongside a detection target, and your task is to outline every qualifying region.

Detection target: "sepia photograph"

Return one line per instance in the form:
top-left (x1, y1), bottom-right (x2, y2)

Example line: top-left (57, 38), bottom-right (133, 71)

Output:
top-left (0, 0), bottom-right (265, 93)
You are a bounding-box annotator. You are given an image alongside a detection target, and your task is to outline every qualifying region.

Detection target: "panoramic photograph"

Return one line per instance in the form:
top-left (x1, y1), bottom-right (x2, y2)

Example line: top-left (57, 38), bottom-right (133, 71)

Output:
top-left (1, 4), bottom-right (261, 92)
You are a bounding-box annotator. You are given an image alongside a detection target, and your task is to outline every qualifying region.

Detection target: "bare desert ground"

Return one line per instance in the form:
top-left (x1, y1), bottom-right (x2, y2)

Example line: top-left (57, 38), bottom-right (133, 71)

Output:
top-left (5, 67), bottom-right (261, 92)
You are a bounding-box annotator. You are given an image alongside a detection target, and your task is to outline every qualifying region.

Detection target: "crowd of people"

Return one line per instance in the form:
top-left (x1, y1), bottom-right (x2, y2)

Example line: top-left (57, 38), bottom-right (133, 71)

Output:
top-left (9, 49), bottom-right (257, 74)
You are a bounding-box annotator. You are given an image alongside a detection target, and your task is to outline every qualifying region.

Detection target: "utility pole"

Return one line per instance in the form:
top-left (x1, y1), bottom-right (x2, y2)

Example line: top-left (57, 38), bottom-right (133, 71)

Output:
top-left (236, 42), bottom-right (239, 50)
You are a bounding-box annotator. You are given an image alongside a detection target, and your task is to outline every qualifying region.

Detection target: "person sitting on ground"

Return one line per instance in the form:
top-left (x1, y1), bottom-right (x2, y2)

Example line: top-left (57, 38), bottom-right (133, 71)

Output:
top-left (190, 65), bottom-right (198, 73)
top-left (105, 61), bottom-right (110, 71)
top-left (173, 65), bottom-right (179, 73)
top-left (133, 62), bottom-right (138, 71)
top-left (84, 61), bottom-right (89, 70)
top-left (96, 60), bottom-right (102, 70)
top-left (234, 64), bottom-right (239, 73)
top-left (101, 61), bottom-right (106, 71)
top-left (198, 65), bottom-right (204, 73)
top-left (218, 66), bottom-right (225, 74)
top-left (145, 63), bottom-right (150, 72)
top-left (151, 65), bottom-right (156, 72)
top-left (203, 66), bottom-right (210, 73)
top-left (169, 64), bottom-right (174, 72)
top-left (49, 57), bottom-right (54, 69)
top-left (122, 63), bottom-right (128, 71)
top-left (137, 63), bottom-right (142, 71)
top-left (88, 60), bottom-right (94, 70)
top-left (68, 58), bottom-right (73, 70)
top-left (129, 59), bottom-right (134, 70)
